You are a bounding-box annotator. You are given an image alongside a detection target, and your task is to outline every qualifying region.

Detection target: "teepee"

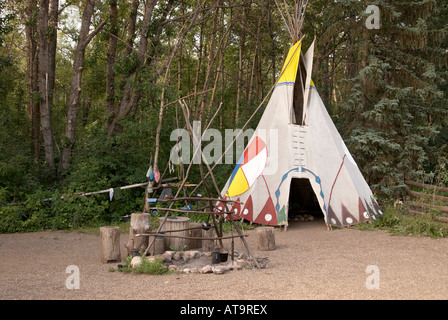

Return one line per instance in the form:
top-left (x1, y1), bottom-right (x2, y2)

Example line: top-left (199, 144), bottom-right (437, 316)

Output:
top-left (217, 2), bottom-right (382, 229)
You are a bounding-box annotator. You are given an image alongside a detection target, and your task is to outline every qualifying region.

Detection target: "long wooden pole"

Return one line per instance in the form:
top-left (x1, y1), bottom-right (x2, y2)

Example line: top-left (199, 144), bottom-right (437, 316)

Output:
top-left (141, 97), bottom-right (224, 256)
top-left (136, 233), bottom-right (247, 241)
top-left (157, 197), bottom-right (242, 203)
top-left (179, 100), bottom-right (260, 268)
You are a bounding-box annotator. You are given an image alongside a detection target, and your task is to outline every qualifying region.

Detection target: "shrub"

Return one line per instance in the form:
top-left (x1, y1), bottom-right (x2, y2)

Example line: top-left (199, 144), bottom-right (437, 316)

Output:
top-left (356, 206), bottom-right (448, 238)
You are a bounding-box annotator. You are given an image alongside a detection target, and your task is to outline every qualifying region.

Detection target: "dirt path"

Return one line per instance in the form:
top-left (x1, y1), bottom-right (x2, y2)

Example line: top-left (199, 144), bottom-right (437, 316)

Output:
top-left (1, 219), bottom-right (448, 300)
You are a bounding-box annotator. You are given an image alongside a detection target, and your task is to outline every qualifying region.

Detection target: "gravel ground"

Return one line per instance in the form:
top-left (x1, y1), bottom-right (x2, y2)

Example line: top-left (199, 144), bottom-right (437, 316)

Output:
top-left (1, 219), bottom-right (448, 300)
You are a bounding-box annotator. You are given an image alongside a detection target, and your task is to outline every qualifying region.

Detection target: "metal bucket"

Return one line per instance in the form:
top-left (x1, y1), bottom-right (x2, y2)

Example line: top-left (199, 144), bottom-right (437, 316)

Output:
top-left (219, 252), bottom-right (228, 263)
top-left (211, 250), bottom-right (220, 264)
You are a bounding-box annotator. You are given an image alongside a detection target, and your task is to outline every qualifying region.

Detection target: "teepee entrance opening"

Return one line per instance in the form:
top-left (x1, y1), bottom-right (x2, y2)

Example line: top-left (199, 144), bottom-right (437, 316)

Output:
top-left (288, 178), bottom-right (323, 223)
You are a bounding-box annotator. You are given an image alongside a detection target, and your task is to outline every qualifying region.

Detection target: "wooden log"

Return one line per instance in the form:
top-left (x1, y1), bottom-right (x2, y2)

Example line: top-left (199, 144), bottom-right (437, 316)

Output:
top-left (406, 208), bottom-right (448, 223)
top-left (187, 222), bottom-right (203, 249)
top-left (408, 190), bottom-right (448, 203)
top-left (145, 235), bottom-right (166, 255)
top-left (154, 235), bottom-right (166, 254)
top-left (405, 180), bottom-right (448, 193)
top-left (148, 207), bottom-right (234, 215)
top-left (100, 226), bottom-right (121, 263)
top-left (407, 201), bottom-right (448, 213)
top-left (158, 216), bottom-right (190, 251)
top-left (202, 227), bottom-right (215, 252)
top-left (157, 197), bottom-right (243, 204)
top-left (135, 233), bottom-right (246, 241)
top-left (256, 227), bottom-right (275, 251)
top-left (126, 213), bottom-right (151, 256)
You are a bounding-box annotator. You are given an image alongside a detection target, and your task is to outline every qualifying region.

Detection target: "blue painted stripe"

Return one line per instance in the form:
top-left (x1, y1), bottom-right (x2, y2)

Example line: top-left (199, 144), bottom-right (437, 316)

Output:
top-left (276, 81), bottom-right (295, 86)
top-left (229, 154), bottom-right (244, 185)
top-left (274, 167), bottom-right (328, 222)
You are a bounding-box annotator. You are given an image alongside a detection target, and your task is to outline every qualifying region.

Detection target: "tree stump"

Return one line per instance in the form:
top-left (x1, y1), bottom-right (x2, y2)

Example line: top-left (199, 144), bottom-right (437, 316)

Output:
top-left (202, 227), bottom-right (215, 252)
top-left (158, 216), bottom-right (190, 251)
top-left (256, 227), bottom-right (275, 251)
top-left (147, 235), bottom-right (166, 255)
top-left (126, 213), bottom-right (151, 256)
top-left (187, 222), bottom-right (202, 249)
top-left (100, 226), bottom-right (121, 263)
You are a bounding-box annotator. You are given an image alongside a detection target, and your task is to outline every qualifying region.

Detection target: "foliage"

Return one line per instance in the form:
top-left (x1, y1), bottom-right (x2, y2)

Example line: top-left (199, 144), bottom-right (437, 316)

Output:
top-left (117, 256), bottom-right (170, 275)
top-left (0, 0), bottom-right (447, 234)
top-left (356, 205), bottom-right (448, 239)
top-left (339, 0), bottom-right (448, 196)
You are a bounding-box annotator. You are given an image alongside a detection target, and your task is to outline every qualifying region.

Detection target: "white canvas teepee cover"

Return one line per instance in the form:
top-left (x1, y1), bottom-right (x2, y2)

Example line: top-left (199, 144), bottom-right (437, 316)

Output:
top-left (217, 40), bottom-right (382, 227)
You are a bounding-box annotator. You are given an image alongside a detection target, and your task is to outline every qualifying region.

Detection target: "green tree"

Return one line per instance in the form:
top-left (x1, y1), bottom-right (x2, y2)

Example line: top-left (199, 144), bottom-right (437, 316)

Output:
top-left (340, 0), bottom-right (448, 196)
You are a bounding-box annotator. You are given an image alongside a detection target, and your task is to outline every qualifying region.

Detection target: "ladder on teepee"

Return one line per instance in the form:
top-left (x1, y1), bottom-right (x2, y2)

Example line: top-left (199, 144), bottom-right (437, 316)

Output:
top-left (291, 125), bottom-right (307, 171)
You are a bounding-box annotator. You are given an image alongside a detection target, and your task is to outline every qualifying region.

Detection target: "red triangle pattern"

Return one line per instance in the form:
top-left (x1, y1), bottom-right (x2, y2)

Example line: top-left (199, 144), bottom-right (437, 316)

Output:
top-left (224, 197), bottom-right (241, 221)
top-left (358, 198), bottom-right (369, 222)
top-left (241, 195), bottom-right (253, 221)
top-left (327, 205), bottom-right (342, 226)
top-left (254, 196), bottom-right (277, 226)
top-left (214, 201), bottom-right (227, 215)
top-left (341, 203), bottom-right (358, 226)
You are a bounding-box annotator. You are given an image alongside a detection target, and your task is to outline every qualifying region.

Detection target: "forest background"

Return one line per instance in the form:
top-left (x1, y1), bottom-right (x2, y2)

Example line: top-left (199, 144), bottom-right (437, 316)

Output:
top-left (0, 0), bottom-right (447, 233)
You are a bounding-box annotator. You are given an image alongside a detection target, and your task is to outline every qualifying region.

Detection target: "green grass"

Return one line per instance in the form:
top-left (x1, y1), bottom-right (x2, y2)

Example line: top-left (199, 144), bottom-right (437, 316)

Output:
top-left (355, 206), bottom-right (448, 238)
top-left (115, 256), bottom-right (170, 275)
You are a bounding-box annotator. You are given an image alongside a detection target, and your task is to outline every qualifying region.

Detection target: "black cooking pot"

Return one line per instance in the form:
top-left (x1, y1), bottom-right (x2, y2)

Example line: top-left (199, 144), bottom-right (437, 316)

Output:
top-left (202, 221), bottom-right (212, 230)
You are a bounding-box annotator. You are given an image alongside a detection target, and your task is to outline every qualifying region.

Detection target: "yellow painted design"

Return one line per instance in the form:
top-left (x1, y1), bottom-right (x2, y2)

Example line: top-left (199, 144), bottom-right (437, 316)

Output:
top-left (278, 41), bottom-right (302, 84)
top-left (226, 168), bottom-right (249, 197)
top-left (310, 79), bottom-right (315, 87)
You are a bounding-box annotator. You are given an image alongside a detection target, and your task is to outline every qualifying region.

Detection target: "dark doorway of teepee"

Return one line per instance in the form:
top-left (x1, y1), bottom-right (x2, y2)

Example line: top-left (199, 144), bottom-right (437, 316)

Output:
top-left (288, 178), bottom-right (324, 223)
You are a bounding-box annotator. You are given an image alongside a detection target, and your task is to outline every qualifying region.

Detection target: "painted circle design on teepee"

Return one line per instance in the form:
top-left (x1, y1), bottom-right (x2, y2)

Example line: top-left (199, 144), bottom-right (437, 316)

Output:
top-left (363, 211), bottom-right (369, 219)
top-left (243, 208), bottom-right (249, 215)
top-left (265, 214), bottom-right (272, 222)
top-left (226, 136), bottom-right (268, 197)
top-left (346, 217), bottom-right (353, 224)
top-left (331, 218), bottom-right (337, 225)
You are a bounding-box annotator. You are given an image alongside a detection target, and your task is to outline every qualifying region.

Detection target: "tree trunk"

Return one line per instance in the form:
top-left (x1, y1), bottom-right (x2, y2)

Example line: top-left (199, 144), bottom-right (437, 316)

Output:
top-left (125, 0), bottom-right (138, 56)
top-left (107, 0), bottom-right (159, 136)
top-left (198, 4), bottom-right (220, 122)
top-left (235, 6), bottom-right (247, 125)
top-left (25, 0), bottom-right (40, 164)
top-left (106, 0), bottom-right (203, 137)
top-left (248, 3), bottom-right (265, 103)
top-left (37, 0), bottom-right (57, 170)
top-left (47, 0), bottom-right (58, 102)
top-left (59, 0), bottom-right (105, 174)
top-left (106, 0), bottom-right (118, 125)
top-left (192, 17), bottom-right (204, 112)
